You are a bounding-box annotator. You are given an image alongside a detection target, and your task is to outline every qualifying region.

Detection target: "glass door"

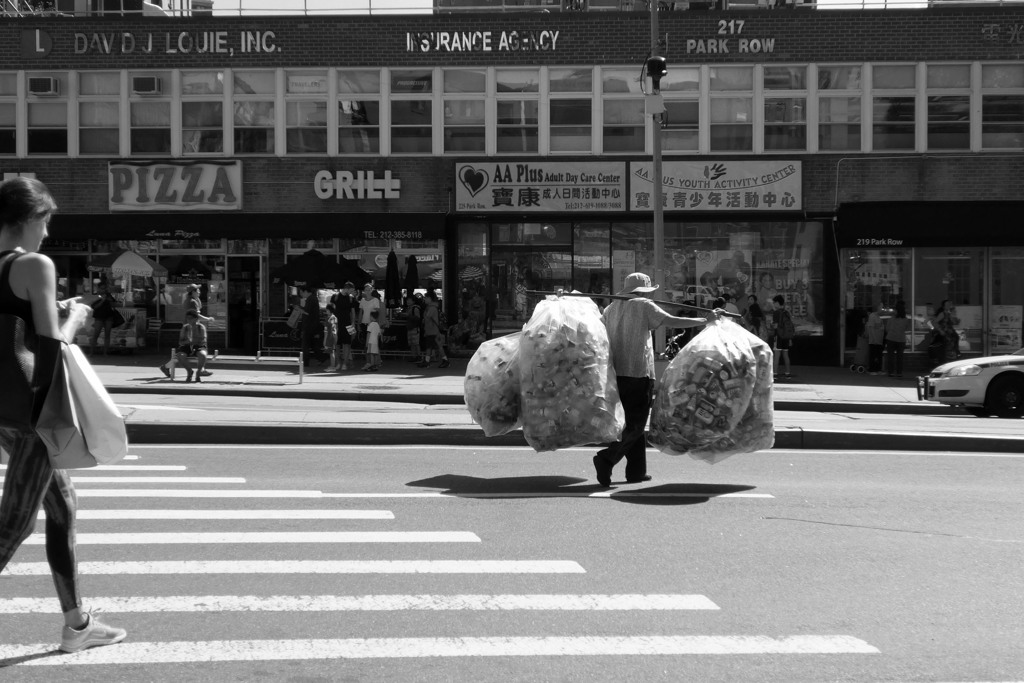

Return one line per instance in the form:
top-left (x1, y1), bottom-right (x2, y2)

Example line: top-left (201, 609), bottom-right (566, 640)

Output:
top-left (988, 248), bottom-right (1024, 355)
top-left (914, 248), bottom-right (984, 357)
top-left (227, 255), bottom-right (261, 353)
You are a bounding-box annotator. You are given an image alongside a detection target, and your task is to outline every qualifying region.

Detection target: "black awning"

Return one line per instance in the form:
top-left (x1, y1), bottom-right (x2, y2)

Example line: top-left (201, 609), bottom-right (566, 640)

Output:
top-left (49, 212), bottom-right (448, 241)
top-left (836, 201), bottom-right (1024, 248)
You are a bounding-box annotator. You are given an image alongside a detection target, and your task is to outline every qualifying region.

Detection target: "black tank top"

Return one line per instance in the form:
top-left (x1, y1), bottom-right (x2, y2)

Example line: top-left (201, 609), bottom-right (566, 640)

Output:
top-left (0, 251), bottom-right (35, 335)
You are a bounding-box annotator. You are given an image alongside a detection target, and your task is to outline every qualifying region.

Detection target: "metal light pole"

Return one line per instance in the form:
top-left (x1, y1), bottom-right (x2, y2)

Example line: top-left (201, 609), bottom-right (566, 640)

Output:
top-left (647, 3), bottom-right (667, 350)
top-left (650, 3), bottom-right (664, 298)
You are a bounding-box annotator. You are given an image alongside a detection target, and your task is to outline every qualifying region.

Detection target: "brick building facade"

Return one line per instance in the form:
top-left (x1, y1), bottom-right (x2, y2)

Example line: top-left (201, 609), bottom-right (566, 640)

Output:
top-left (2, 7), bottom-right (1023, 362)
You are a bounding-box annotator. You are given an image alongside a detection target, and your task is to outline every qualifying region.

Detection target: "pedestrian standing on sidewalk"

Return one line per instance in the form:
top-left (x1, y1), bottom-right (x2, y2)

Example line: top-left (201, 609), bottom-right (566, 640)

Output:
top-left (363, 309), bottom-right (382, 371)
top-left (332, 281), bottom-right (356, 371)
top-left (866, 302), bottom-right (888, 375)
top-left (419, 290), bottom-right (450, 369)
top-left (933, 299), bottom-right (960, 364)
top-left (884, 300), bottom-right (911, 378)
top-left (592, 272), bottom-right (709, 487)
top-left (0, 176), bottom-right (127, 653)
top-left (357, 283), bottom-right (380, 349)
top-left (770, 294), bottom-right (794, 380)
top-left (405, 292), bottom-right (423, 363)
top-left (324, 302), bottom-right (339, 371)
top-left (88, 282), bottom-right (116, 356)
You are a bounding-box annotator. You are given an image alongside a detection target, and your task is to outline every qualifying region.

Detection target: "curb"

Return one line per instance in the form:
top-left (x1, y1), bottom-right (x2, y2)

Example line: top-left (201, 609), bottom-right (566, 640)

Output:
top-left (108, 385), bottom-right (951, 415)
top-left (124, 423), bottom-right (1024, 452)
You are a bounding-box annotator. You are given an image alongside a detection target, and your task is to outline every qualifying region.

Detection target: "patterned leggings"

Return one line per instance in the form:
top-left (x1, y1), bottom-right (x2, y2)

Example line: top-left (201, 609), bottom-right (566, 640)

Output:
top-left (0, 429), bottom-right (81, 613)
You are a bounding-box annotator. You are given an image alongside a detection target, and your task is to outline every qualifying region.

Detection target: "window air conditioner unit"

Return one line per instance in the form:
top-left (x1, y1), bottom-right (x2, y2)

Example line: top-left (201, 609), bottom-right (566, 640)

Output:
top-left (27, 77), bottom-right (60, 96)
top-left (131, 76), bottom-right (162, 95)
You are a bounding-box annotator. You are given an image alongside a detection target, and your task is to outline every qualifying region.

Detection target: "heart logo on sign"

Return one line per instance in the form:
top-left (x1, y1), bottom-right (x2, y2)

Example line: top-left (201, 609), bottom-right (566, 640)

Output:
top-left (459, 166), bottom-right (489, 197)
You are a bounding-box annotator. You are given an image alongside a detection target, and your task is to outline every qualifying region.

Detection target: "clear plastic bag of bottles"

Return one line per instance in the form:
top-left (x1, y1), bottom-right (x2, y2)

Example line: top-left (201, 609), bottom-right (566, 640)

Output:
top-left (464, 333), bottom-right (522, 437)
top-left (649, 317), bottom-right (774, 463)
top-left (518, 295), bottom-right (624, 452)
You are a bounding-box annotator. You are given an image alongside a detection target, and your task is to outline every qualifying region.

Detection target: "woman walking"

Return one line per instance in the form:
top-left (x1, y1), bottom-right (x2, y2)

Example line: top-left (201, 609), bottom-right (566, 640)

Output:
top-left (0, 177), bottom-right (126, 653)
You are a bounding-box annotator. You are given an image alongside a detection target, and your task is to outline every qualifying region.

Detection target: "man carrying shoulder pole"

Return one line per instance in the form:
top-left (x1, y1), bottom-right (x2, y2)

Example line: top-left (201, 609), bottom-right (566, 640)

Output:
top-left (592, 272), bottom-right (713, 487)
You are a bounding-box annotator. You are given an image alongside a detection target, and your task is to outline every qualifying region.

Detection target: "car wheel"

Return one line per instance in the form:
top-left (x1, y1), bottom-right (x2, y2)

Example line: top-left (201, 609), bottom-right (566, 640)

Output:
top-left (965, 407), bottom-right (992, 418)
top-left (985, 375), bottom-right (1024, 418)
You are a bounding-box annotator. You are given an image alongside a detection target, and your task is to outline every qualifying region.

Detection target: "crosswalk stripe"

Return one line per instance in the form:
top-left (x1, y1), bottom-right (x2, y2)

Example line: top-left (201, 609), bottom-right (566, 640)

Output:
top-left (3, 489), bottom-right (773, 499)
top-left (41, 509), bottom-right (395, 520)
top-left (4, 560), bottom-right (587, 575)
top-left (0, 477), bottom-right (245, 485)
top-left (1, 464), bottom-right (184, 471)
top-left (0, 635), bottom-right (880, 664)
top-left (0, 594), bottom-right (719, 613)
top-left (322, 492), bottom-right (774, 499)
top-left (3, 489), bottom-right (338, 498)
top-left (22, 531), bottom-right (480, 545)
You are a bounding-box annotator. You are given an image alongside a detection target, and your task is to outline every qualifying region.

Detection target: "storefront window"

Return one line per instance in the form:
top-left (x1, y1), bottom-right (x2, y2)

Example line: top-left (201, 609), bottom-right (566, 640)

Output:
top-left (990, 248), bottom-right (1024, 352)
top-left (450, 223), bottom-right (488, 352)
top-left (915, 248), bottom-right (984, 355)
top-left (843, 248), bottom-right (913, 351)
top-left (491, 222), bottom-right (572, 335)
top-left (573, 223), bottom-right (611, 293)
top-left (287, 238), bottom-right (334, 252)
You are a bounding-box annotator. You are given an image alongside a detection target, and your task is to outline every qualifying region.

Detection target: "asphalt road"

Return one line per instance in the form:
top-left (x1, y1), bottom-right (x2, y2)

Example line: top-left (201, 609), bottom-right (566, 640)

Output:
top-left (2, 444), bottom-right (1022, 682)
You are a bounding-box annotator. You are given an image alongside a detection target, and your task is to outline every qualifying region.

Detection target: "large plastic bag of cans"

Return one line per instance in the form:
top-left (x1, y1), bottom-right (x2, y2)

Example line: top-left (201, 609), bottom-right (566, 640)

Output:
top-left (518, 295), bottom-right (625, 452)
top-left (649, 317), bottom-right (774, 463)
top-left (463, 333), bottom-right (522, 437)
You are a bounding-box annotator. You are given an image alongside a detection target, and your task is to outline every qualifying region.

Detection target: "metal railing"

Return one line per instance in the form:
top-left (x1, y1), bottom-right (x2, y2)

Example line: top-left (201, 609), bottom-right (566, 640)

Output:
top-left (4, 0), bottom-right (1023, 17)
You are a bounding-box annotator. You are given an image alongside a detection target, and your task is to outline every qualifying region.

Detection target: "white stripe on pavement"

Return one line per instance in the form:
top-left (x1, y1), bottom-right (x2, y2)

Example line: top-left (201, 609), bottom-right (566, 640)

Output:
top-left (22, 531), bottom-right (480, 545)
top-left (2, 489), bottom-right (772, 499)
top-left (0, 477), bottom-right (245, 485)
top-left (4, 489), bottom-right (336, 498)
top-left (0, 635), bottom-right (880, 664)
top-left (4, 560), bottom-right (586, 575)
top-left (40, 509), bottom-right (394, 521)
top-left (0, 594), bottom-right (719, 613)
top-left (320, 492), bottom-right (774, 499)
top-left (1, 464), bottom-right (183, 471)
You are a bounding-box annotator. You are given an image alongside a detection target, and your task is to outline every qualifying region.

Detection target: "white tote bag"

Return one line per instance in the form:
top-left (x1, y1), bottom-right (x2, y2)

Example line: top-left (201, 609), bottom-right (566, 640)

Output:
top-left (35, 343), bottom-right (129, 469)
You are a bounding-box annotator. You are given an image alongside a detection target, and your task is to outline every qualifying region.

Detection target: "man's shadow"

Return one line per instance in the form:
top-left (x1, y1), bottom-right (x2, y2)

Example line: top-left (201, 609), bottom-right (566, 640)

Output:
top-left (406, 474), bottom-right (758, 506)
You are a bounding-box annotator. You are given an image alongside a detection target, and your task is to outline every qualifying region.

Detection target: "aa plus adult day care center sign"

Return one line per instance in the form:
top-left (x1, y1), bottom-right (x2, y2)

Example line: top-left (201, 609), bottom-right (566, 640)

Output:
top-left (455, 162), bottom-right (626, 213)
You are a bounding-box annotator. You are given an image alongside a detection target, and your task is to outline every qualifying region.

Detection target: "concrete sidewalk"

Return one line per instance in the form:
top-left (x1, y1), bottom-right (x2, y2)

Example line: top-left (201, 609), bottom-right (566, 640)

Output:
top-left (96, 352), bottom-right (927, 411)
top-left (87, 351), bottom-right (1024, 453)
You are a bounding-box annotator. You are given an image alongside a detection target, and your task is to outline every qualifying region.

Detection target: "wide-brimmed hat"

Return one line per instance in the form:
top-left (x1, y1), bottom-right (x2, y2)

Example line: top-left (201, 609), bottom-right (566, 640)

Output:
top-left (617, 272), bottom-right (659, 296)
top-left (186, 283), bottom-right (200, 292)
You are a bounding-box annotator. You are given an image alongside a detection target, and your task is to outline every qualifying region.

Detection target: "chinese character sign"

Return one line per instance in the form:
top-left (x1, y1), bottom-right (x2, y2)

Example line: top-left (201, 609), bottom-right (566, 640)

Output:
top-left (629, 161), bottom-right (802, 213)
top-left (455, 162), bottom-right (626, 213)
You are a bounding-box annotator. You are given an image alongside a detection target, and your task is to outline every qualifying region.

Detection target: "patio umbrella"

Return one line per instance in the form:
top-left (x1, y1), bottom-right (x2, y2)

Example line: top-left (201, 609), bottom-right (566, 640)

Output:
top-left (88, 249), bottom-right (167, 279)
top-left (384, 250), bottom-right (402, 308)
top-left (160, 255), bottom-right (212, 280)
top-left (403, 255), bottom-right (420, 294)
top-left (321, 256), bottom-right (371, 290)
top-left (270, 249), bottom-right (371, 289)
top-left (459, 265), bottom-right (484, 281)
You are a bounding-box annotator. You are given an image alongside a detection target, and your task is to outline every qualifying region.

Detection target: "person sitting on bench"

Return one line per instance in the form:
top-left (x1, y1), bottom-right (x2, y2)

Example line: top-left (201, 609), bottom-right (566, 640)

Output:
top-left (174, 310), bottom-right (208, 383)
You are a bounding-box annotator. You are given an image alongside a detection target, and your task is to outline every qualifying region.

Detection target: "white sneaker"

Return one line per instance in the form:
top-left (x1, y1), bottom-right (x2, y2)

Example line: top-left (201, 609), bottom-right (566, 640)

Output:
top-left (60, 613), bottom-right (127, 653)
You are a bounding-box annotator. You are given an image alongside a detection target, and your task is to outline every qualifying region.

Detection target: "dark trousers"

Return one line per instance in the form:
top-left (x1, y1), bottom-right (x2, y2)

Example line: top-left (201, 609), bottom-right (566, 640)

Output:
top-left (0, 429), bottom-right (81, 613)
top-left (886, 341), bottom-right (906, 376)
top-left (868, 343), bottom-right (884, 373)
top-left (596, 376), bottom-right (654, 480)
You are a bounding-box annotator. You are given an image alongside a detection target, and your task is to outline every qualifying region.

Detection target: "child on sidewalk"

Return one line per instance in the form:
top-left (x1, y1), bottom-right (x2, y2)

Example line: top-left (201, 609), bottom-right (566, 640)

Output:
top-left (363, 310), bottom-right (382, 371)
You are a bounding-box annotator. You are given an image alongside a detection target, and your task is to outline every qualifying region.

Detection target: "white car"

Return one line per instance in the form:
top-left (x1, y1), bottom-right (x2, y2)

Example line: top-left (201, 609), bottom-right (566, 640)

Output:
top-left (917, 348), bottom-right (1024, 417)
